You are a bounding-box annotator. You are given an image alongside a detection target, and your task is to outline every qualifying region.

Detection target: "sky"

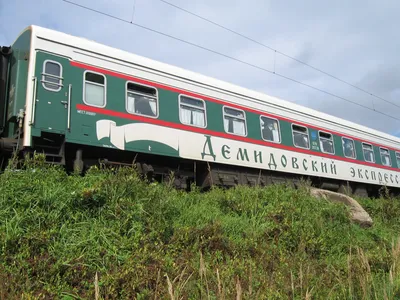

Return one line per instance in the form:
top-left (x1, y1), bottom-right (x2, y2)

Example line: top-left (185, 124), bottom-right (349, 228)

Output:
top-left (1, 0), bottom-right (400, 137)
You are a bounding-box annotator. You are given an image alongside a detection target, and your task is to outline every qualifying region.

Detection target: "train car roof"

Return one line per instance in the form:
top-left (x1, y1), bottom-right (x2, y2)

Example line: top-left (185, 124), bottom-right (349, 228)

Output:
top-left (16, 25), bottom-right (400, 146)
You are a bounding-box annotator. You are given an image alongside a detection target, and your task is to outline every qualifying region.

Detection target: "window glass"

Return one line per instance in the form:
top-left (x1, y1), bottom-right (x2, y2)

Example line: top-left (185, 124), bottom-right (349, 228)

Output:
top-left (396, 152), bottom-right (400, 168)
top-left (260, 116), bottom-right (280, 143)
top-left (179, 95), bottom-right (206, 127)
top-left (223, 107), bottom-right (246, 136)
top-left (292, 125), bottom-right (309, 149)
top-left (342, 138), bottom-right (356, 158)
top-left (43, 61), bottom-right (62, 91)
top-left (126, 82), bottom-right (157, 117)
top-left (319, 132), bottom-right (334, 154)
top-left (380, 148), bottom-right (391, 166)
top-left (84, 72), bottom-right (105, 107)
top-left (362, 143), bottom-right (375, 163)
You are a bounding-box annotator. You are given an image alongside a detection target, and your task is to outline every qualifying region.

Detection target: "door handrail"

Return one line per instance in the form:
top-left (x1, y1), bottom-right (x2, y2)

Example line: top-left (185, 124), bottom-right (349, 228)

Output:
top-left (30, 76), bottom-right (38, 126)
top-left (67, 84), bottom-right (71, 130)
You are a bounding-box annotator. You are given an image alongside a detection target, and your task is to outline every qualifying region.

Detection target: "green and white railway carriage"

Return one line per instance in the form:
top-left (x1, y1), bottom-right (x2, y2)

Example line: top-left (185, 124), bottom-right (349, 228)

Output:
top-left (1, 25), bottom-right (400, 196)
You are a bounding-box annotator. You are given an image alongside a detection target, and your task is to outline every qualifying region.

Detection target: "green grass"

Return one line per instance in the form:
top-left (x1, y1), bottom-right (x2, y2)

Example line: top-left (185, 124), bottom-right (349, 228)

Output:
top-left (1, 153), bottom-right (400, 299)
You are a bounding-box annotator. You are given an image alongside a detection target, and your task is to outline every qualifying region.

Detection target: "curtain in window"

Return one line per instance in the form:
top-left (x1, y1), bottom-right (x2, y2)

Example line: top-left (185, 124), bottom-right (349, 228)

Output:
top-left (127, 95), bottom-right (135, 113)
top-left (85, 83), bottom-right (104, 106)
top-left (192, 110), bottom-right (205, 127)
top-left (321, 141), bottom-right (326, 152)
top-left (383, 156), bottom-right (390, 165)
top-left (368, 152), bottom-right (374, 162)
top-left (302, 135), bottom-right (309, 148)
top-left (224, 118), bottom-right (229, 132)
top-left (328, 142), bottom-right (334, 153)
top-left (364, 150), bottom-right (374, 162)
top-left (233, 119), bottom-right (245, 135)
top-left (148, 99), bottom-right (157, 116)
top-left (180, 107), bottom-right (192, 124)
top-left (272, 129), bottom-right (279, 142)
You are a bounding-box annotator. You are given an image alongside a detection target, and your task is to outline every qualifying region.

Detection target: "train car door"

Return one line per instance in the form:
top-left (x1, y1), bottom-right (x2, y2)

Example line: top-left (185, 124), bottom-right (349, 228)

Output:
top-left (32, 52), bottom-right (71, 134)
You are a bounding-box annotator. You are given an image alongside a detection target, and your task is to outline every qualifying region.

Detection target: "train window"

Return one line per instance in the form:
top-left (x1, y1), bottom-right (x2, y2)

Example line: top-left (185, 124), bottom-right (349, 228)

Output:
top-left (319, 131), bottom-right (334, 154)
top-left (83, 71), bottom-right (106, 107)
top-left (260, 116), bottom-right (280, 143)
top-left (362, 143), bottom-right (375, 163)
top-left (42, 60), bottom-right (63, 92)
top-left (342, 137), bottom-right (356, 159)
top-left (380, 148), bottom-right (391, 166)
top-left (396, 152), bottom-right (400, 168)
top-left (126, 82), bottom-right (158, 118)
top-left (179, 95), bottom-right (206, 128)
top-left (292, 124), bottom-right (309, 149)
top-left (223, 106), bottom-right (247, 136)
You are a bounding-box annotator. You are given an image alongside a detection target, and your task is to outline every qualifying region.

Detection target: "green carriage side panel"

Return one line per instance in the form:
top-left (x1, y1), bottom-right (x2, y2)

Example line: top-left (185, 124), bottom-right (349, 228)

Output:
top-left (105, 75), bottom-right (125, 112)
top-left (7, 58), bottom-right (27, 137)
top-left (308, 128), bottom-right (320, 152)
top-left (158, 89), bottom-right (179, 124)
top-left (373, 145), bottom-right (382, 165)
top-left (130, 140), bottom-right (179, 156)
top-left (68, 66), bottom-right (106, 144)
top-left (246, 111), bottom-right (261, 140)
top-left (206, 101), bottom-right (224, 133)
top-left (278, 120), bottom-right (293, 147)
top-left (354, 140), bottom-right (363, 162)
top-left (5, 29), bottom-right (31, 137)
top-left (7, 54), bottom-right (28, 122)
top-left (33, 51), bottom-right (71, 134)
top-left (67, 64), bottom-right (88, 141)
top-left (333, 135), bottom-right (344, 157)
top-left (390, 150), bottom-right (398, 168)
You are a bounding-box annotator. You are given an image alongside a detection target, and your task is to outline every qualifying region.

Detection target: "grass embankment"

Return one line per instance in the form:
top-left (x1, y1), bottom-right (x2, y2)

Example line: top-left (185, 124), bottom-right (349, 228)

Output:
top-left (1, 155), bottom-right (400, 299)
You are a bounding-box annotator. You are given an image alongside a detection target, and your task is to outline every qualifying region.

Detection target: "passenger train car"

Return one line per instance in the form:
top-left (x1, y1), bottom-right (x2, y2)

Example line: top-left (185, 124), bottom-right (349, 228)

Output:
top-left (1, 25), bottom-right (400, 197)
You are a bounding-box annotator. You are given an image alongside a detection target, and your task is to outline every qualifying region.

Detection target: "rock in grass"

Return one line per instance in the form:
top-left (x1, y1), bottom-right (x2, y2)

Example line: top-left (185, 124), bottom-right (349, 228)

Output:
top-left (310, 188), bottom-right (373, 228)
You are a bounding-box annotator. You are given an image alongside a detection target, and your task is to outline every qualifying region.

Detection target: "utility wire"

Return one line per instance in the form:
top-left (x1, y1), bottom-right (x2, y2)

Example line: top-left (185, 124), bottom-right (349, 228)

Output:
top-left (62, 0), bottom-right (400, 122)
top-left (159, 0), bottom-right (400, 110)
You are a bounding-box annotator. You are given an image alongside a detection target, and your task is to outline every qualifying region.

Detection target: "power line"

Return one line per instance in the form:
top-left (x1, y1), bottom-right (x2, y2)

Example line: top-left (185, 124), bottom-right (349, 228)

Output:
top-left (61, 0), bottom-right (400, 122)
top-left (158, 0), bottom-right (400, 111)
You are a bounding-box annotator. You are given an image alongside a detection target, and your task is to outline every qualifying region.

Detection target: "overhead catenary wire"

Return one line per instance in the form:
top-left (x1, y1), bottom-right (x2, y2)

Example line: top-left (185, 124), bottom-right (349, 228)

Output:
top-left (158, 0), bottom-right (400, 111)
top-left (62, 0), bottom-right (400, 122)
